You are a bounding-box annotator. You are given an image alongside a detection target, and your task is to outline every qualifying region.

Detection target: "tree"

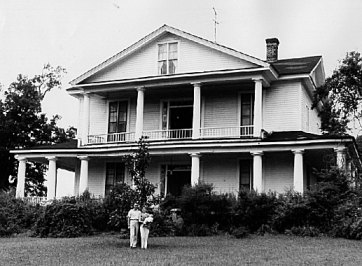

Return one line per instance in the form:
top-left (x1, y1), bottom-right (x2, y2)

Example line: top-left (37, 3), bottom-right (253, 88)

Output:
top-left (123, 137), bottom-right (156, 207)
top-left (0, 64), bottom-right (75, 195)
top-left (313, 51), bottom-right (362, 135)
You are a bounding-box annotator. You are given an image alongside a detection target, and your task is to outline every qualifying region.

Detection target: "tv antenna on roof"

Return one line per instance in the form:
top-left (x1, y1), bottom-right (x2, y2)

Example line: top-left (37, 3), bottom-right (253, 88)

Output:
top-left (213, 7), bottom-right (219, 43)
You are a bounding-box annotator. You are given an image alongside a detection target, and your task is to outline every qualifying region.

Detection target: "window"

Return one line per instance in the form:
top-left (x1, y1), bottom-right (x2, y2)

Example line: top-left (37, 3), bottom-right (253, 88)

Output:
top-left (158, 42), bottom-right (178, 75)
top-left (240, 93), bottom-right (254, 126)
top-left (239, 159), bottom-right (252, 190)
top-left (105, 163), bottom-right (125, 196)
top-left (108, 101), bottom-right (128, 134)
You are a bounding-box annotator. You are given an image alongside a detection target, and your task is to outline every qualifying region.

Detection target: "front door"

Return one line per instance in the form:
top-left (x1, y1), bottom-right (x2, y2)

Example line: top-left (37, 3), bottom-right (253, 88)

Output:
top-left (167, 168), bottom-right (191, 196)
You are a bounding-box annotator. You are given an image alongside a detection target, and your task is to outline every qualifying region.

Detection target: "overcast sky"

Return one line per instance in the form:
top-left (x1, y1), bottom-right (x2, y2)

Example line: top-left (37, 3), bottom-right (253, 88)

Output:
top-left (1, 0), bottom-right (362, 128)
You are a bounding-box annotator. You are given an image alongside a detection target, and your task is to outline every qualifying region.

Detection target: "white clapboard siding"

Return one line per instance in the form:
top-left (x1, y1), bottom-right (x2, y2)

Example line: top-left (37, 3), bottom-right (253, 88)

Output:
top-left (301, 84), bottom-right (321, 134)
top-left (129, 98), bottom-right (137, 133)
top-left (263, 81), bottom-right (302, 132)
top-left (203, 90), bottom-right (238, 128)
top-left (88, 160), bottom-right (106, 197)
top-left (178, 36), bottom-right (256, 74)
top-left (263, 152), bottom-right (294, 193)
top-left (88, 96), bottom-right (107, 135)
top-left (143, 98), bottom-right (161, 131)
top-left (84, 33), bottom-right (257, 83)
top-left (202, 156), bottom-right (239, 194)
top-left (77, 97), bottom-right (84, 139)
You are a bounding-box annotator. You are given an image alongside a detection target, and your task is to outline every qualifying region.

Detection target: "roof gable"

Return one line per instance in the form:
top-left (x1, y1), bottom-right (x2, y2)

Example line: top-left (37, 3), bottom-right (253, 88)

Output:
top-left (71, 25), bottom-right (268, 85)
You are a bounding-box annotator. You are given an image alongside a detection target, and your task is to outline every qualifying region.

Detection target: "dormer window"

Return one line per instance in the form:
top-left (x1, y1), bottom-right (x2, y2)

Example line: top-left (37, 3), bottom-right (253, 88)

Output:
top-left (158, 42), bottom-right (178, 75)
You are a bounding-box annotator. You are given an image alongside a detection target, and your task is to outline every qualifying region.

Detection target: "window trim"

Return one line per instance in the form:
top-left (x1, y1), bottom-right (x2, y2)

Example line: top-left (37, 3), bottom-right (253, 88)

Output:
top-left (237, 158), bottom-right (253, 191)
top-left (159, 97), bottom-right (193, 130)
top-left (238, 91), bottom-right (255, 127)
top-left (157, 41), bottom-right (179, 75)
top-left (104, 161), bottom-right (126, 196)
top-left (107, 98), bottom-right (131, 134)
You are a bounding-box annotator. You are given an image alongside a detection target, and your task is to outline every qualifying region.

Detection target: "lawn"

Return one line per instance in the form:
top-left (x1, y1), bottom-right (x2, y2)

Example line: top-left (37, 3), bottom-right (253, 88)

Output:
top-left (1, 234), bottom-right (362, 265)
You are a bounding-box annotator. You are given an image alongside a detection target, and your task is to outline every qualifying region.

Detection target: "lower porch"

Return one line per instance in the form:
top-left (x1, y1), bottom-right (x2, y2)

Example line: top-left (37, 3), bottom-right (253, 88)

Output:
top-left (15, 146), bottom-right (350, 200)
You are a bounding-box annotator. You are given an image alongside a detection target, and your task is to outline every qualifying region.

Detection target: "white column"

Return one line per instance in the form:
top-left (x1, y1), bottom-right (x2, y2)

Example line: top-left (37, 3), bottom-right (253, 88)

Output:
top-left (253, 79), bottom-right (263, 138)
top-left (292, 149), bottom-right (304, 193)
top-left (15, 156), bottom-right (26, 198)
top-left (74, 161), bottom-right (81, 196)
top-left (82, 93), bottom-right (90, 145)
top-left (190, 153), bottom-right (201, 186)
top-left (251, 151), bottom-right (263, 192)
top-left (335, 147), bottom-right (347, 170)
top-left (78, 156), bottom-right (89, 194)
top-left (192, 83), bottom-right (201, 139)
top-left (47, 156), bottom-right (58, 199)
top-left (135, 87), bottom-right (145, 141)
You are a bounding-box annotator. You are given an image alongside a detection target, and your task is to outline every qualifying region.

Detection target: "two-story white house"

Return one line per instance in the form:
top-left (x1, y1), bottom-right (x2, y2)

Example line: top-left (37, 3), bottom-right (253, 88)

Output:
top-left (13, 25), bottom-right (360, 199)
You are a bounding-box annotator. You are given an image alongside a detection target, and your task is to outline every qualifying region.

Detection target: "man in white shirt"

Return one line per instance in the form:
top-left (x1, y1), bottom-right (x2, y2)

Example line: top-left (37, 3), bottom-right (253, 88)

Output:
top-left (127, 203), bottom-right (141, 248)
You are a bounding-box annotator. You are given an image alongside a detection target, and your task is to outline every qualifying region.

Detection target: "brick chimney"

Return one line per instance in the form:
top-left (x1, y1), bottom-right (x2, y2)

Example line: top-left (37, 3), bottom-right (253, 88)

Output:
top-left (266, 38), bottom-right (280, 62)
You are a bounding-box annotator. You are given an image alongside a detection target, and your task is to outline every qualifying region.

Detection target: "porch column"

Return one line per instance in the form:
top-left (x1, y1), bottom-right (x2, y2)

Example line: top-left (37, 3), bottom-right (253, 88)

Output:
top-left (82, 93), bottom-right (90, 145)
top-left (190, 153), bottom-right (201, 186)
top-left (253, 79), bottom-right (263, 138)
top-left (192, 83), bottom-right (201, 139)
top-left (251, 151), bottom-right (263, 192)
top-left (135, 87), bottom-right (145, 141)
top-left (15, 156), bottom-right (26, 198)
top-left (47, 156), bottom-right (58, 199)
top-left (292, 149), bottom-right (304, 193)
top-left (335, 147), bottom-right (347, 170)
top-left (78, 156), bottom-right (89, 194)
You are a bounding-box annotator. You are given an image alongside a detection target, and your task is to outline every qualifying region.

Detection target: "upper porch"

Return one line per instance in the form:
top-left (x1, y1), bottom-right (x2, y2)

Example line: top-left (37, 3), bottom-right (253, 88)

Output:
top-left (70, 70), bottom-right (271, 146)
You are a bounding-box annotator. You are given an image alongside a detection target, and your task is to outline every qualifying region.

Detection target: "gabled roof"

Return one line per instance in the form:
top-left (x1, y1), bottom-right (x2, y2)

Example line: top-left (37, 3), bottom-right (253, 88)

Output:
top-left (271, 56), bottom-right (322, 76)
top-left (70, 24), bottom-right (269, 85)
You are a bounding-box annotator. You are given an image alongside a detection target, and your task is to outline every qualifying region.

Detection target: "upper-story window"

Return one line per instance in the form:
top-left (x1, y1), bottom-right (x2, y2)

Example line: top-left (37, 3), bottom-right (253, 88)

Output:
top-left (108, 101), bottom-right (128, 134)
top-left (158, 42), bottom-right (178, 75)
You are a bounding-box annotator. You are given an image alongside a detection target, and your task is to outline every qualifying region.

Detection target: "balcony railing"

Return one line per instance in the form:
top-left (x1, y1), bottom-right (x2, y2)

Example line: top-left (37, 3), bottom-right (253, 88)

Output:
top-left (88, 132), bottom-right (135, 144)
top-left (200, 126), bottom-right (254, 138)
top-left (86, 126), bottom-right (253, 145)
top-left (142, 129), bottom-right (192, 141)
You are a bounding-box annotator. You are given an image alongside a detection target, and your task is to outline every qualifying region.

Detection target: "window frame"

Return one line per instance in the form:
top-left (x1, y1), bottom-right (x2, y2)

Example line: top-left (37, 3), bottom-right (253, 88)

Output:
top-left (238, 158), bottom-right (253, 191)
top-left (107, 99), bottom-right (130, 134)
top-left (157, 41), bottom-right (179, 75)
top-left (105, 162), bottom-right (126, 196)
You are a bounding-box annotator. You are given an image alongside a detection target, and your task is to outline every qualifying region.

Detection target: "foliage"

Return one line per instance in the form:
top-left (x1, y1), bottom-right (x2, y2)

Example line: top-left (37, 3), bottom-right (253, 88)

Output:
top-left (0, 191), bottom-right (39, 236)
top-left (123, 137), bottom-right (156, 207)
top-left (0, 64), bottom-right (75, 195)
top-left (313, 51), bottom-right (362, 135)
top-left (105, 183), bottom-right (138, 230)
top-left (233, 189), bottom-right (279, 233)
top-left (160, 183), bottom-right (235, 234)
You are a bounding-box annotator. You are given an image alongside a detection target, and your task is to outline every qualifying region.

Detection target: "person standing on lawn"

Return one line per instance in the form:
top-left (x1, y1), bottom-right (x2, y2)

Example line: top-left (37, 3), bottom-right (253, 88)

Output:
top-left (127, 203), bottom-right (141, 248)
top-left (139, 207), bottom-right (153, 249)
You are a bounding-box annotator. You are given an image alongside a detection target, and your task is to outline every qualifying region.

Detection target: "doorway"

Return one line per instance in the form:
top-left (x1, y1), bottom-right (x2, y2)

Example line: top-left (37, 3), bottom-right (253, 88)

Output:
top-left (166, 166), bottom-right (191, 196)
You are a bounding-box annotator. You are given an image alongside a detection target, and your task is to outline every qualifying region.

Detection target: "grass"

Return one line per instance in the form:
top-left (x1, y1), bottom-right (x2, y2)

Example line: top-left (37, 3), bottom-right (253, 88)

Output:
top-left (1, 234), bottom-right (362, 265)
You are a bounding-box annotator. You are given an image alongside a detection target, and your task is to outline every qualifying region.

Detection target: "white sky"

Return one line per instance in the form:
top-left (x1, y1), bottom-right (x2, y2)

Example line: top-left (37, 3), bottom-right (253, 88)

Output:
top-left (1, 0), bottom-right (362, 197)
top-left (1, 0), bottom-right (362, 128)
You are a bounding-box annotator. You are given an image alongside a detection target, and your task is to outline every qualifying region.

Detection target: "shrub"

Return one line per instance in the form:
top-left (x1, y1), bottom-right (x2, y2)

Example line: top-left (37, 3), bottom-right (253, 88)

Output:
top-left (0, 191), bottom-right (39, 237)
top-left (162, 183), bottom-right (235, 232)
top-left (233, 189), bottom-right (279, 233)
top-left (105, 183), bottom-right (138, 230)
top-left (34, 200), bottom-right (93, 237)
top-left (230, 226), bottom-right (249, 239)
top-left (287, 226), bottom-right (321, 237)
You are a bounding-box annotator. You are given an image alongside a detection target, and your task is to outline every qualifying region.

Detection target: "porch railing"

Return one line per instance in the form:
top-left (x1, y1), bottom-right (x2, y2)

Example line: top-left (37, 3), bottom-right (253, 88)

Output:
top-left (142, 129), bottom-right (192, 141)
top-left (88, 132), bottom-right (135, 144)
top-left (23, 197), bottom-right (48, 205)
top-left (200, 126), bottom-right (254, 138)
top-left (86, 126), bottom-right (253, 144)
